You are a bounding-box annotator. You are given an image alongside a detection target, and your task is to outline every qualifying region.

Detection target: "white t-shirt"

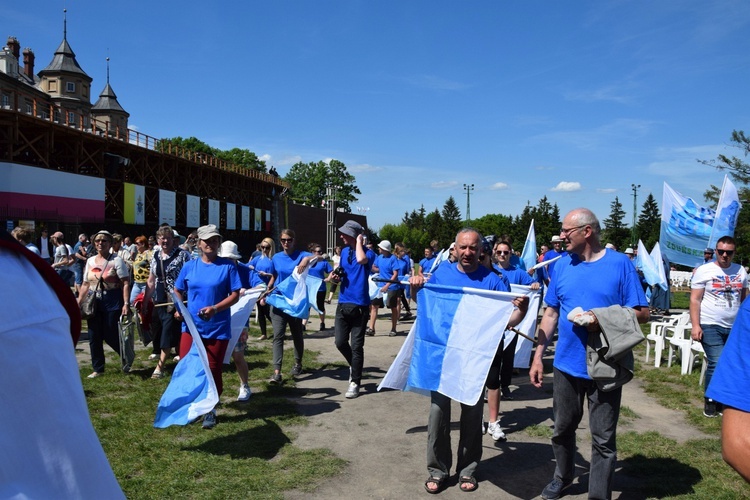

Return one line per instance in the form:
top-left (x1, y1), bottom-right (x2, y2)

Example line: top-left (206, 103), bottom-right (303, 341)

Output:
top-left (692, 261), bottom-right (749, 327)
top-left (54, 244), bottom-right (74, 271)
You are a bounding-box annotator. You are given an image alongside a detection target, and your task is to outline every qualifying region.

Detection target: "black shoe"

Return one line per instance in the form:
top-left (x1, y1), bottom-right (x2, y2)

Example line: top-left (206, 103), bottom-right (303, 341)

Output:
top-left (320, 323), bottom-right (326, 331)
top-left (269, 373), bottom-right (282, 384)
top-left (291, 364), bottom-right (303, 377)
top-left (704, 397), bottom-right (718, 417)
top-left (365, 327), bottom-right (375, 336)
top-left (541, 478), bottom-right (572, 499)
top-left (501, 386), bottom-right (514, 400)
top-left (202, 410), bottom-right (217, 429)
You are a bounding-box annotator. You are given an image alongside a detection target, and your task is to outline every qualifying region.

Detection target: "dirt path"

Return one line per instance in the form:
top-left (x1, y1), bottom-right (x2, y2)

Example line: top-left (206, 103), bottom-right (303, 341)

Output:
top-left (282, 305), bottom-right (708, 499)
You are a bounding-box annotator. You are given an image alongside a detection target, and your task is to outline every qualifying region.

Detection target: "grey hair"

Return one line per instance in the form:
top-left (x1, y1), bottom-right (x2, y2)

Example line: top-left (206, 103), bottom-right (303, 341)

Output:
top-left (455, 227), bottom-right (484, 244)
top-left (568, 208), bottom-right (601, 236)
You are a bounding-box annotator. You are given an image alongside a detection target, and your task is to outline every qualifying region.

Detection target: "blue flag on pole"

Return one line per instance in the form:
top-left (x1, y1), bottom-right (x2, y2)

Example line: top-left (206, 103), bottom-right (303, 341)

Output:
top-left (520, 220), bottom-right (537, 271)
top-left (378, 283), bottom-right (518, 405)
top-left (266, 268), bottom-right (322, 319)
top-left (154, 292), bottom-right (219, 428)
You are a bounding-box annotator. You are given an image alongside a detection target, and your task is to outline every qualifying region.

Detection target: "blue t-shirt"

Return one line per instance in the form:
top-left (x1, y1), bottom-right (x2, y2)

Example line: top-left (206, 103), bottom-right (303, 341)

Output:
top-left (366, 249), bottom-right (378, 275)
top-left (393, 256), bottom-right (412, 291)
top-left (542, 249), bottom-right (566, 283)
top-left (272, 250), bottom-right (312, 283)
top-left (375, 254), bottom-right (399, 290)
top-left (238, 262), bottom-right (264, 289)
top-left (430, 261), bottom-right (509, 292)
top-left (420, 256), bottom-right (436, 274)
top-left (544, 249), bottom-right (648, 379)
top-left (495, 263), bottom-right (536, 286)
top-left (248, 254), bottom-right (274, 284)
top-left (308, 259), bottom-right (333, 294)
top-left (706, 297), bottom-right (750, 412)
top-left (338, 246), bottom-right (372, 306)
top-left (174, 257), bottom-right (242, 340)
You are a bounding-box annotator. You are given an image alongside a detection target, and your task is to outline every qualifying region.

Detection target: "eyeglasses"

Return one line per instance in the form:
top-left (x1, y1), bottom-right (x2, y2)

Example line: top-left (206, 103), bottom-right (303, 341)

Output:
top-left (314, 249), bottom-right (323, 253)
top-left (716, 249), bottom-right (735, 256)
top-left (495, 250), bottom-right (510, 255)
top-left (280, 238), bottom-right (293, 243)
top-left (94, 239), bottom-right (110, 244)
top-left (560, 225), bottom-right (587, 237)
top-left (261, 245), bottom-right (270, 250)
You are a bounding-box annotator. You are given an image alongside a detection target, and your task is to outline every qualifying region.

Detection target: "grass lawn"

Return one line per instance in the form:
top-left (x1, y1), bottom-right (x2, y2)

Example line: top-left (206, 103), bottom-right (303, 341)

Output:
top-left (85, 329), bottom-right (345, 500)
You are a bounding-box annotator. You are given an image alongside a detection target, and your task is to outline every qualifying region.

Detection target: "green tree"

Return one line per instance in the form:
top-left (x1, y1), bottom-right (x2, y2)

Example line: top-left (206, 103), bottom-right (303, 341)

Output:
top-left (440, 196), bottom-right (462, 246)
top-left (217, 148), bottom-right (267, 172)
top-left (472, 213), bottom-right (514, 241)
top-left (701, 129), bottom-right (750, 264)
top-left (159, 136), bottom-right (216, 155)
top-left (636, 193), bottom-right (661, 250)
top-left (602, 196), bottom-right (630, 249)
top-left (284, 159), bottom-right (360, 212)
top-left (159, 137), bottom-right (267, 172)
top-left (425, 209), bottom-right (444, 249)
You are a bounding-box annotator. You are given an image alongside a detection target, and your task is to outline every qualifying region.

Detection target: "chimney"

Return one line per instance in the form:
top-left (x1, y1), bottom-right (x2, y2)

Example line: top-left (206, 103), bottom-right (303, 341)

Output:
top-left (6, 36), bottom-right (20, 59)
top-left (22, 48), bottom-right (34, 78)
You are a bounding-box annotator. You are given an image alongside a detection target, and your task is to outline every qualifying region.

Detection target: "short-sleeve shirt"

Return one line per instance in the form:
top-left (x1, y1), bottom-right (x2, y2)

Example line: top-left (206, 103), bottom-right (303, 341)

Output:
top-left (248, 254), bottom-right (274, 284)
top-left (272, 250), bottom-right (312, 283)
top-left (430, 261), bottom-right (509, 292)
top-left (420, 257), bottom-right (436, 274)
top-left (308, 259), bottom-right (333, 294)
top-left (544, 249), bottom-right (648, 379)
top-left (338, 246), bottom-right (372, 306)
top-left (150, 246), bottom-right (192, 303)
top-left (495, 263), bottom-right (536, 286)
top-left (237, 261), bottom-right (264, 289)
top-left (174, 257), bottom-right (242, 340)
top-left (83, 255), bottom-right (129, 311)
top-left (132, 250), bottom-right (153, 284)
top-left (692, 261), bottom-right (748, 328)
top-left (706, 297), bottom-right (750, 411)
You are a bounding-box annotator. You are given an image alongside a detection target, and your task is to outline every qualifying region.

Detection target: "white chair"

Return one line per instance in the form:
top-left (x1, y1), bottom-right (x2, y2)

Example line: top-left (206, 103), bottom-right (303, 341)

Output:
top-left (667, 323), bottom-right (695, 374)
top-left (645, 312), bottom-right (687, 366)
top-left (690, 342), bottom-right (708, 386)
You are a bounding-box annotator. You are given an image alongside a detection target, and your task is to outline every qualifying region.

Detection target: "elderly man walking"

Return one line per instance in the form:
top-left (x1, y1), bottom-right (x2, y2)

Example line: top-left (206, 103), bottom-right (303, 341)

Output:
top-left (530, 208), bottom-right (649, 500)
top-left (690, 235), bottom-right (748, 417)
top-left (411, 228), bottom-right (528, 494)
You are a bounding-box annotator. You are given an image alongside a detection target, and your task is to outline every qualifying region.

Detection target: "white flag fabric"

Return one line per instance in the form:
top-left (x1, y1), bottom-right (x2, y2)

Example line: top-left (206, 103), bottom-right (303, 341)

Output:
top-left (506, 284), bottom-right (540, 368)
top-left (153, 292), bottom-right (219, 428)
top-left (520, 220), bottom-right (537, 271)
top-left (660, 182), bottom-right (715, 267)
top-left (649, 242), bottom-right (669, 291)
top-left (708, 174), bottom-right (742, 249)
top-left (378, 283), bottom-right (518, 405)
top-left (223, 287), bottom-right (264, 364)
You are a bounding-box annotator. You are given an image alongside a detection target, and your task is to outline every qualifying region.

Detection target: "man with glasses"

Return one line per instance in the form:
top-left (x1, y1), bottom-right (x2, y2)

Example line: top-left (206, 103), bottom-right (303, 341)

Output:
top-left (690, 235), bottom-right (748, 418)
top-left (530, 208), bottom-right (649, 500)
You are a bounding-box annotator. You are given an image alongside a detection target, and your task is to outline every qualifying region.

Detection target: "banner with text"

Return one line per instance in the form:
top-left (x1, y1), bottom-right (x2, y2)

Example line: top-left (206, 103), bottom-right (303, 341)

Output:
top-left (226, 203), bottom-right (236, 230)
top-left (186, 195), bottom-right (200, 228)
top-left (208, 199), bottom-right (220, 227)
top-left (241, 206), bottom-right (250, 231)
top-left (159, 189), bottom-right (176, 226)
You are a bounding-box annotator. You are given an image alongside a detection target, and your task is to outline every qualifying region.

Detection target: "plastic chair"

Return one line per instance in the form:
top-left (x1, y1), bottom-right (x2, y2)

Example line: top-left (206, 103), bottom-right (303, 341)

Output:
top-left (647, 312), bottom-right (689, 367)
top-left (667, 323), bottom-right (694, 374)
top-left (690, 342), bottom-right (708, 386)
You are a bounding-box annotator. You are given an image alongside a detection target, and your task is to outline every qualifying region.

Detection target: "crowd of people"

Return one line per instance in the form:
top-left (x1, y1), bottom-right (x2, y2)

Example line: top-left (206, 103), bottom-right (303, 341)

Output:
top-left (9, 205), bottom-right (750, 494)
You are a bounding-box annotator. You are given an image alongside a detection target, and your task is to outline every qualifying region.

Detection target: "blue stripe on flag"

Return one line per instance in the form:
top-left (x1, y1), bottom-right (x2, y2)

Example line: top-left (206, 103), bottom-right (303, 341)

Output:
top-left (266, 270), bottom-right (322, 318)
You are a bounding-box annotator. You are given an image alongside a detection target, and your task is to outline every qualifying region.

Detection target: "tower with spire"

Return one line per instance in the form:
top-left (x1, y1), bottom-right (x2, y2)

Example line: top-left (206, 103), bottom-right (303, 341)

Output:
top-left (91, 57), bottom-right (130, 137)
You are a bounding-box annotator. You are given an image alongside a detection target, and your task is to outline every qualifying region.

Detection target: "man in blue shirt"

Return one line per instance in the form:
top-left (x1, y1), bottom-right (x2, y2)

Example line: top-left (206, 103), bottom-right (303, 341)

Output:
top-left (332, 221), bottom-right (372, 399)
top-left (541, 235), bottom-right (566, 286)
top-left (530, 209), bottom-right (649, 500)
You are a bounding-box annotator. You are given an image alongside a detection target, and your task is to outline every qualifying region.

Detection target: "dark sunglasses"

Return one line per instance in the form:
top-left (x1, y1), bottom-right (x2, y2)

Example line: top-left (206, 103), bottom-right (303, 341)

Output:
top-left (261, 245), bottom-right (270, 250)
top-left (280, 238), bottom-right (293, 243)
top-left (314, 249), bottom-right (323, 253)
top-left (495, 250), bottom-right (510, 255)
top-left (716, 249), bottom-right (735, 256)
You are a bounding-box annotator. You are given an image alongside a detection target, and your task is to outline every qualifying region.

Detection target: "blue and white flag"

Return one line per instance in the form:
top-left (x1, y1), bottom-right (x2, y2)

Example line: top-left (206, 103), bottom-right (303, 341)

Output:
top-left (154, 292), bottom-right (219, 428)
top-left (660, 182), bottom-right (715, 268)
top-left (266, 267), bottom-right (322, 319)
top-left (378, 283), bottom-right (519, 405)
top-left (429, 248), bottom-right (449, 274)
top-left (223, 287), bottom-right (264, 364)
top-left (649, 241), bottom-right (669, 291)
top-left (506, 284), bottom-right (540, 368)
top-left (520, 220), bottom-right (537, 271)
top-left (708, 175), bottom-right (742, 249)
top-left (637, 240), bottom-right (662, 288)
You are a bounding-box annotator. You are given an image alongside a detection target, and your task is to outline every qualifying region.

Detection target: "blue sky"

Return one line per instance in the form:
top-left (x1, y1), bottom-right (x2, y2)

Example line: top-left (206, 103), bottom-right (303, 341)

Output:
top-left (5, 1), bottom-right (750, 231)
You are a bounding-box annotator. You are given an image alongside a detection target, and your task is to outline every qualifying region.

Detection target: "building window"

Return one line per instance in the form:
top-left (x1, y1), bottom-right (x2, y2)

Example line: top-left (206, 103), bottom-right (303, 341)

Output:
top-left (49, 80), bottom-right (58, 92)
top-left (25, 102), bottom-right (32, 114)
top-left (66, 82), bottom-right (75, 93)
top-left (1, 94), bottom-right (9, 108)
top-left (68, 111), bottom-right (76, 124)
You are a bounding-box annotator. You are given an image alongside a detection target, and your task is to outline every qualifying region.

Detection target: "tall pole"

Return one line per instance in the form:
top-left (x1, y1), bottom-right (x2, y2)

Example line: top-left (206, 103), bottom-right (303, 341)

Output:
top-left (463, 183), bottom-right (474, 223)
top-left (326, 184), bottom-right (337, 256)
top-left (631, 183), bottom-right (640, 247)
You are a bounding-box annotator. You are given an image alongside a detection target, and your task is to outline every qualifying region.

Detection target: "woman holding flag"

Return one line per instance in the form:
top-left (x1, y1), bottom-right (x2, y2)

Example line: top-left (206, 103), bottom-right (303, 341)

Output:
top-left (173, 224), bottom-right (241, 429)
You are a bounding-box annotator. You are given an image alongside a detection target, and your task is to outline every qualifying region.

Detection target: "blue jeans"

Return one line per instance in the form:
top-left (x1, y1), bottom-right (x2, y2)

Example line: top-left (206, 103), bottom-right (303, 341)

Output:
top-left (700, 324), bottom-right (731, 394)
top-left (551, 367), bottom-right (621, 500)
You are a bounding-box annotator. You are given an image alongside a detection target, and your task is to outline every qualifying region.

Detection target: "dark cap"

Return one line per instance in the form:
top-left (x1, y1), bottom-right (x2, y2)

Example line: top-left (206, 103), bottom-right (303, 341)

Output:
top-left (704, 248), bottom-right (714, 254)
top-left (338, 220), bottom-right (364, 238)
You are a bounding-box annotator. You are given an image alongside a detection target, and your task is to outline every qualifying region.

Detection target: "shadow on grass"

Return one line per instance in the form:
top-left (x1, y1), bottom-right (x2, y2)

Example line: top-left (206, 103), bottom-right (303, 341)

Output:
top-left (618, 454), bottom-right (702, 498)
top-left (183, 418), bottom-right (291, 459)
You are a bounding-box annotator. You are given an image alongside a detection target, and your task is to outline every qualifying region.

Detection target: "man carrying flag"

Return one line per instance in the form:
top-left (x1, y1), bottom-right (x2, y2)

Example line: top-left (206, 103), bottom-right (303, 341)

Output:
top-left (410, 229), bottom-right (528, 494)
top-left (530, 208), bottom-right (649, 500)
top-left (332, 220), bottom-right (372, 399)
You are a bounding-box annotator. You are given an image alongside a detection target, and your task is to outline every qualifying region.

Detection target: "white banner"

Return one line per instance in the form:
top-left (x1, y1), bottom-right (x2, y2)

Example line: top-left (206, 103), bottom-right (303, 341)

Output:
top-left (226, 203), bottom-right (236, 230)
top-left (208, 199), bottom-right (220, 227)
top-left (241, 205), bottom-right (250, 231)
top-left (254, 208), bottom-right (262, 231)
top-left (159, 189), bottom-right (176, 226)
top-left (186, 195), bottom-right (200, 229)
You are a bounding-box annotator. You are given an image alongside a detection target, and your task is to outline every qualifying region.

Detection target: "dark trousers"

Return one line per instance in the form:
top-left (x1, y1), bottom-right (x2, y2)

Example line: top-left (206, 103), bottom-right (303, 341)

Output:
top-left (270, 306), bottom-right (304, 370)
top-left (88, 308), bottom-right (121, 373)
top-left (334, 303), bottom-right (368, 384)
top-left (551, 367), bottom-right (621, 500)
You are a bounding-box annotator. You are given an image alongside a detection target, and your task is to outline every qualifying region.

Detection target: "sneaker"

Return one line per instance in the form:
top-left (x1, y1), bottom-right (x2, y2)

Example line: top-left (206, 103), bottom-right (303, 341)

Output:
top-left (402, 312), bottom-right (413, 320)
top-left (291, 364), bottom-right (303, 377)
top-left (365, 327), bottom-right (375, 336)
top-left (320, 323), bottom-right (326, 331)
top-left (487, 420), bottom-right (507, 442)
top-left (202, 410), bottom-right (217, 429)
top-left (173, 355), bottom-right (181, 362)
top-left (501, 386), bottom-right (514, 400)
top-left (541, 478), bottom-right (572, 500)
top-left (389, 329), bottom-right (397, 337)
top-left (704, 397), bottom-right (718, 418)
top-left (237, 384), bottom-right (251, 401)
top-left (269, 373), bottom-right (282, 384)
top-left (148, 353), bottom-right (158, 360)
top-left (345, 381), bottom-right (360, 399)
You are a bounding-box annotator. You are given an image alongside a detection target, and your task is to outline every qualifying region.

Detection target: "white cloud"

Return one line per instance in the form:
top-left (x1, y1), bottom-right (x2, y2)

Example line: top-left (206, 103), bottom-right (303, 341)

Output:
top-left (278, 155), bottom-right (302, 166)
top-left (350, 163), bottom-right (383, 173)
top-left (597, 188), bottom-right (617, 194)
top-left (431, 181), bottom-right (458, 189)
top-left (489, 182), bottom-right (509, 190)
top-left (259, 154), bottom-right (272, 163)
top-left (551, 181), bottom-right (582, 192)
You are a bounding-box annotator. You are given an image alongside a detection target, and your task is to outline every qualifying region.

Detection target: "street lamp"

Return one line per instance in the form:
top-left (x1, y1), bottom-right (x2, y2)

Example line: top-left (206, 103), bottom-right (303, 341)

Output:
top-left (463, 183), bottom-right (474, 223)
top-left (631, 183), bottom-right (641, 247)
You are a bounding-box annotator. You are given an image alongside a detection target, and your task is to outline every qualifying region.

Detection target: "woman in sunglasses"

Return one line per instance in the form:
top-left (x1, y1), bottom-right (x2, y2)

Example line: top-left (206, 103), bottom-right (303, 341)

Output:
top-left (248, 237), bottom-right (275, 339)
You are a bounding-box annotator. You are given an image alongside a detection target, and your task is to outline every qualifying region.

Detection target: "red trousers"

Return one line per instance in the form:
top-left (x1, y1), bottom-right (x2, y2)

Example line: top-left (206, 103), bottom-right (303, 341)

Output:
top-left (179, 333), bottom-right (228, 396)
